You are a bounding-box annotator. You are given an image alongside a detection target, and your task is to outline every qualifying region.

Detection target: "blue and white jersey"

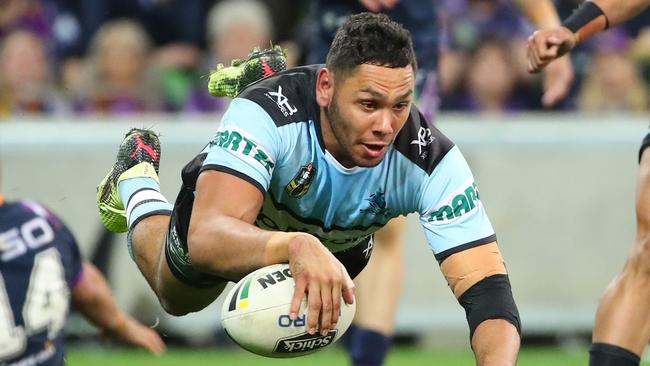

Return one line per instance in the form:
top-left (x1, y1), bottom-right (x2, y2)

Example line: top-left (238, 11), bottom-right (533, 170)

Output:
top-left (181, 65), bottom-right (495, 266)
top-left (0, 198), bottom-right (83, 366)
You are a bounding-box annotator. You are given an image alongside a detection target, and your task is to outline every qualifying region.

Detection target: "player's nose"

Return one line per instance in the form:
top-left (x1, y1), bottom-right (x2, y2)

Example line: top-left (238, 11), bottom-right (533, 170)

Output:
top-left (372, 110), bottom-right (394, 136)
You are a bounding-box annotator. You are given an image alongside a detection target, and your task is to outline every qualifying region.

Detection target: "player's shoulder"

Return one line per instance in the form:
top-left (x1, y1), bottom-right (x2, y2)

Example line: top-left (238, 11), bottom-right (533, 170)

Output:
top-left (236, 64), bottom-right (322, 127)
top-left (393, 106), bottom-right (456, 175)
top-left (1, 199), bottom-right (76, 244)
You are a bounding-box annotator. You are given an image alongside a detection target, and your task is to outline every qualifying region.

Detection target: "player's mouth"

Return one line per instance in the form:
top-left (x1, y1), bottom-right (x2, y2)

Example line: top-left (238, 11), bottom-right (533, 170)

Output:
top-left (362, 143), bottom-right (388, 158)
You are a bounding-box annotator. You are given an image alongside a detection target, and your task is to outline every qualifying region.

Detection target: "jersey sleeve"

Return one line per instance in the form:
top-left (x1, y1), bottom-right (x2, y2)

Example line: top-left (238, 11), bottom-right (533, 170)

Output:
top-left (200, 98), bottom-right (282, 193)
top-left (417, 146), bottom-right (496, 262)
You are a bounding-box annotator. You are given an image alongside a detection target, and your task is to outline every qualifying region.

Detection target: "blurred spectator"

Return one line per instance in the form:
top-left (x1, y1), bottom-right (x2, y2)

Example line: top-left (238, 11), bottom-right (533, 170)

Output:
top-left (185, 0), bottom-right (274, 113)
top-left (441, 0), bottom-right (531, 52)
top-left (439, 0), bottom-right (548, 111)
top-left (579, 30), bottom-right (649, 112)
top-left (207, 0), bottom-right (273, 64)
top-left (0, 30), bottom-right (67, 117)
top-left (457, 40), bottom-right (522, 112)
top-left (55, 0), bottom-right (207, 106)
top-left (72, 20), bottom-right (164, 114)
top-left (0, 0), bottom-right (53, 40)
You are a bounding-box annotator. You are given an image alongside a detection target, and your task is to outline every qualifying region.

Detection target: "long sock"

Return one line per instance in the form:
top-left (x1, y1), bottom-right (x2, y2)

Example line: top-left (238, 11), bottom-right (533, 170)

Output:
top-left (118, 177), bottom-right (172, 259)
top-left (345, 325), bottom-right (393, 366)
top-left (589, 343), bottom-right (640, 366)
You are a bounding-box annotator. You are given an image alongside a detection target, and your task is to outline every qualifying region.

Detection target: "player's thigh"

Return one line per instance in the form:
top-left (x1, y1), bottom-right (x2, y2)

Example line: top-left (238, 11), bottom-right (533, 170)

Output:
top-left (154, 220), bottom-right (227, 316)
top-left (155, 255), bottom-right (226, 316)
top-left (373, 215), bottom-right (408, 251)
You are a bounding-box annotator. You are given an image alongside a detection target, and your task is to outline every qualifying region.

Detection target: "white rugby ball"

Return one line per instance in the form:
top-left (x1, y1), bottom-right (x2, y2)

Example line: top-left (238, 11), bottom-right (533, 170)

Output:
top-left (221, 263), bottom-right (356, 358)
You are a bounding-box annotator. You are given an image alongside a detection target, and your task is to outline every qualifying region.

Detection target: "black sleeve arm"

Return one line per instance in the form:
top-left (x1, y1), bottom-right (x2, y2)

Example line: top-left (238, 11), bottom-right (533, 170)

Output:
top-left (458, 274), bottom-right (521, 341)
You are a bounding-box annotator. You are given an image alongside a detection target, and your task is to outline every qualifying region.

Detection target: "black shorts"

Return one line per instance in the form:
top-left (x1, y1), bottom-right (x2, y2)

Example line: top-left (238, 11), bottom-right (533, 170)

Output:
top-left (164, 185), bottom-right (374, 288)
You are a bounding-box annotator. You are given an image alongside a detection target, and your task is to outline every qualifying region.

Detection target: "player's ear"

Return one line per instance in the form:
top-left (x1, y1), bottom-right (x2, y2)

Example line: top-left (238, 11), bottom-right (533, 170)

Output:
top-left (315, 67), bottom-right (334, 108)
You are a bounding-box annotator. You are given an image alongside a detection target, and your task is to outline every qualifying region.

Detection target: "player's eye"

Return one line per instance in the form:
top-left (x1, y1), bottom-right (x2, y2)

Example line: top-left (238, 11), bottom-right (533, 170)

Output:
top-left (359, 101), bottom-right (377, 111)
top-left (393, 102), bottom-right (409, 111)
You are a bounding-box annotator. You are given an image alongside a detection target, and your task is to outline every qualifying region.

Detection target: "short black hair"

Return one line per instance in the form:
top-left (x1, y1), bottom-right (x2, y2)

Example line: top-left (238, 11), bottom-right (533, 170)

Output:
top-left (325, 12), bottom-right (417, 76)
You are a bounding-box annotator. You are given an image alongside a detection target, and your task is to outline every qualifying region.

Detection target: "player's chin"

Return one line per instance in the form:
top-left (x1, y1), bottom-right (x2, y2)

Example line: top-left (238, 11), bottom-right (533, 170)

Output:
top-left (355, 144), bottom-right (388, 167)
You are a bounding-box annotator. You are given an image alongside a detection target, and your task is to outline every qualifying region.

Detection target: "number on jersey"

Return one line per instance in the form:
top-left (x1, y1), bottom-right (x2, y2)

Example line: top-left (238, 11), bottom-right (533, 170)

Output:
top-left (0, 218), bottom-right (70, 360)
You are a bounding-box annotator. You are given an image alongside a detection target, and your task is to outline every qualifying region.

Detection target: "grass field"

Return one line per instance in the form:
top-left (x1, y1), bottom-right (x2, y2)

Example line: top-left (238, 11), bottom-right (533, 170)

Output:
top-left (66, 346), bottom-right (650, 365)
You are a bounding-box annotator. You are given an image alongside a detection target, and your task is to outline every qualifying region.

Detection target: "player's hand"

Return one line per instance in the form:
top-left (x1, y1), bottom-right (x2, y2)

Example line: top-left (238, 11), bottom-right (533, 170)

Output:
top-left (359, 0), bottom-right (400, 12)
top-left (288, 235), bottom-right (355, 336)
top-left (540, 53), bottom-right (573, 107)
top-left (527, 27), bottom-right (577, 74)
top-left (110, 315), bottom-right (166, 355)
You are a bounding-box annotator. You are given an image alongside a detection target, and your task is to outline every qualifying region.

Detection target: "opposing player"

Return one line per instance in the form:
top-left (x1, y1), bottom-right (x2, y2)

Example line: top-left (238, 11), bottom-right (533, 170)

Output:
top-left (527, 1), bottom-right (650, 365)
top-left (98, 13), bottom-right (520, 364)
top-left (0, 192), bottom-right (165, 365)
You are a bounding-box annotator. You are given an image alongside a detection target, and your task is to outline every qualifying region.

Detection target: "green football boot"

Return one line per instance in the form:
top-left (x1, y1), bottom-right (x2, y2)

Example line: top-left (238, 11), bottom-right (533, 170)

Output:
top-left (97, 128), bottom-right (161, 233)
top-left (208, 45), bottom-right (287, 98)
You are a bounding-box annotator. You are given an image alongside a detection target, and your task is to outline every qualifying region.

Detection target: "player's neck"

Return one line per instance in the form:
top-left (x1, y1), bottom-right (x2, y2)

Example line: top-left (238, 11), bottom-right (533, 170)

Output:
top-left (319, 109), bottom-right (353, 168)
top-left (0, 194), bottom-right (4, 206)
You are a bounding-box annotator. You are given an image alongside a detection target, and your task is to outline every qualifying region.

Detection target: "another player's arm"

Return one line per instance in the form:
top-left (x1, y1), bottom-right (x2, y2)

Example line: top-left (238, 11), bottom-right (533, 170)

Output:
top-left (188, 165), bottom-right (354, 336)
top-left (71, 262), bottom-right (166, 354)
top-left (514, 0), bottom-right (574, 106)
top-left (514, 0), bottom-right (562, 28)
top-left (528, 0), bottom-right (650, 73)
top-left (440, 243), bottom-right (520, 365)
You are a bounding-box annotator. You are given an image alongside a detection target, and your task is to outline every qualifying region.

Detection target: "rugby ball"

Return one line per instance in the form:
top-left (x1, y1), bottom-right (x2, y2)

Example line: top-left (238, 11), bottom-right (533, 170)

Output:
top-left (221, 263), bottom-right (356, 358)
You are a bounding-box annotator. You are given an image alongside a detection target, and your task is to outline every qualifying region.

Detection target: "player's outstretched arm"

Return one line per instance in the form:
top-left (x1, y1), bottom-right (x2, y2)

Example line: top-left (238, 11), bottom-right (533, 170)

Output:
top-left (440, 242), bottom-right (520, 365)
top-left (71, 262), bottom-right (166, 354)
top-left (515, 0), bottom-right (574, 106)
top-left (188, 170), bottom-right (354, 336)
top-left (527, 0), bottom-right (650, 74)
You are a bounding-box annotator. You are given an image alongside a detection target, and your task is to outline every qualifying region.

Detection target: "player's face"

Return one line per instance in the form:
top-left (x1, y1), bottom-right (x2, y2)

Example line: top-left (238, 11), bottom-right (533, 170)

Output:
top-left (320, 64), bottom-right (414, 168)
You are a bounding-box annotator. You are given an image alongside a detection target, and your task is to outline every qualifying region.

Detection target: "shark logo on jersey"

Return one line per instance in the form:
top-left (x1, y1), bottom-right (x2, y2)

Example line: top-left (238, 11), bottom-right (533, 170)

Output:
top-left (411, 127), bottom-right (435, 159)
top-left (266, 85), bottom-right (298, 117)
top-left (285, 163), bottom-right (316, 198)
top-left (361, 190), bottom-right (391, 217)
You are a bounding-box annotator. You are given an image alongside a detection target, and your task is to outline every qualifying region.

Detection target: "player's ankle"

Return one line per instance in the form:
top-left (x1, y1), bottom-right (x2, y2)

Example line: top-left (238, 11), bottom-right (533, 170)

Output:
top-left (589, 342), bottom-right (640, 366)
top-left (346, 324), bottom-right (393, 366)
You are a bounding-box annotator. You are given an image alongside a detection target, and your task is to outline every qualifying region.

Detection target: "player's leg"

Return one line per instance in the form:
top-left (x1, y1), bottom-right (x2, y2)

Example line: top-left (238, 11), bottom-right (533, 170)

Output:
top-left (589, 133), bottom-right (650, 366)
top-left (97, 129), bottom-right (225, 316)
top-left (345, 216), bottom-right (406, 366)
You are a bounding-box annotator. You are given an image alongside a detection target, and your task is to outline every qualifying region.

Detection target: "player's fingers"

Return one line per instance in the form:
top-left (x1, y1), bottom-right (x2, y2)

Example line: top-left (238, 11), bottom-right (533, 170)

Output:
top-left (340, 264), bottom-right (355, 305)
top-left (540, 44), bottom-right (559, 60)
top-left (526, 46), bottom-right (538, 73)
top-left (147, 331), bottom-right (166, 355)
top-left (143, 334), bottom-right (165, 355)
top-left (319, 282), bottom-right (333, 336)
top-left (527, 37), bottom-right (541, 69)
top-left (290, 275), bottom-right (307, 320)
top-left (331, 278), bottom-right (342, 327)
top-left (307, 281), bottom-right (321, 335)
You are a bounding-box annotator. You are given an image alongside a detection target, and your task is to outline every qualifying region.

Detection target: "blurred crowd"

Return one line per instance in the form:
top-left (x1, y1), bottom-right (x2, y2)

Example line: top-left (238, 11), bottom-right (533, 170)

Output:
top-left (2, 0), bottom-right (650, 118)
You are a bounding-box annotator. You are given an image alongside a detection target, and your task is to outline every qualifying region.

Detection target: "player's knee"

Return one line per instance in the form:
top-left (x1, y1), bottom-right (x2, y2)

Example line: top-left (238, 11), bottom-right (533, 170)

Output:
top-left (628, 237), bottom-right (650, 277)
top-left (158, 292), bottom-right (192, 316)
